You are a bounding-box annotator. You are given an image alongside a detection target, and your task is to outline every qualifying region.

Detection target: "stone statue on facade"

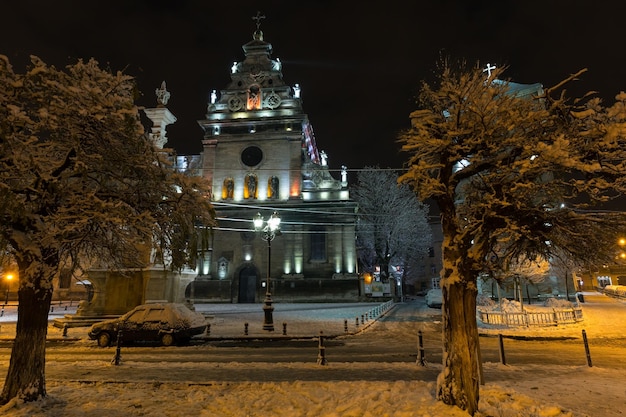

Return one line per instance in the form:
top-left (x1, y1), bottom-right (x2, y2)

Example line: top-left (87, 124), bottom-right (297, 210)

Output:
top-left (156, 81), bottom-right (170, 106)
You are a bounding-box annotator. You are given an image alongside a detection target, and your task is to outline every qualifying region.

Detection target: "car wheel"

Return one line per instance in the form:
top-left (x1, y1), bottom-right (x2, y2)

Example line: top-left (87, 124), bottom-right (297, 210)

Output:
top-left (97, 332), bottom-right (111, 347)
top-left (161, 333), bottom-right (174, 346)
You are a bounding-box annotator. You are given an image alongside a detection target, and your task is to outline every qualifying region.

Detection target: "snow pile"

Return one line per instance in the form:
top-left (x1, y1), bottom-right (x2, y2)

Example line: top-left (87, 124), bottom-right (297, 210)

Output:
top-left (544, 297), bottom-right (579, 308)
top-left (478, 295), bottom-right (579, 313)
top-left (1, 377), bottom-right (583, 417)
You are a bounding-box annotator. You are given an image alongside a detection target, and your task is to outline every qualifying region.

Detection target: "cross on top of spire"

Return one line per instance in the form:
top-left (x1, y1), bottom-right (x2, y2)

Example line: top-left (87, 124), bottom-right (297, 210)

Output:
top-left (252, 11), bottom-right (266, 30)
top-left (483, 63), bottom-right (496, 78)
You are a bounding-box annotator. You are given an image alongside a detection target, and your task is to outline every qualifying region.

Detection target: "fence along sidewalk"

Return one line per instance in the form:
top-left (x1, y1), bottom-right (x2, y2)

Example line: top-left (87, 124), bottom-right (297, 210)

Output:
top-left (477, 307), bottom-right (583, 327)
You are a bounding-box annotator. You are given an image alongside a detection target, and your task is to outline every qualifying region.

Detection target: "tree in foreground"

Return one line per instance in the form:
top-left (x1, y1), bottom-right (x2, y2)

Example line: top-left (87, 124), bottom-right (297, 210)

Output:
top-left (0, 56), bottom-right (214, 404)
top-left (399, 62), bottom-right (626, 415)
top-left (351, 167), bottom-right (432, 287)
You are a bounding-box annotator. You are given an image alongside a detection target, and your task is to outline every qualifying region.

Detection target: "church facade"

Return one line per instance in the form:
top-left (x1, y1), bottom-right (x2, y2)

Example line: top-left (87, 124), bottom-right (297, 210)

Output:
top-left (174, 24), bottom-right (361, 303)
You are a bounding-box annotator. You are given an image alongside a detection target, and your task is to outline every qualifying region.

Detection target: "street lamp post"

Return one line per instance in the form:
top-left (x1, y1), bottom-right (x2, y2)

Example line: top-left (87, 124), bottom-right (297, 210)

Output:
top-left (4, 273), bottom-right (14, 305)
top-left (253, 211), bottom-right (281, 331)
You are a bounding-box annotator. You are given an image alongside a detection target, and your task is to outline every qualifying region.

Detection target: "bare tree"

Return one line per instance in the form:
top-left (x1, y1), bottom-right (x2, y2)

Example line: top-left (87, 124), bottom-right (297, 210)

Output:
top-left (0, 56), bottom-right (214, 404)
top-left (351, 167), bottom-right (431, 285)
top-left (399, 61), bottom-right (626, 415)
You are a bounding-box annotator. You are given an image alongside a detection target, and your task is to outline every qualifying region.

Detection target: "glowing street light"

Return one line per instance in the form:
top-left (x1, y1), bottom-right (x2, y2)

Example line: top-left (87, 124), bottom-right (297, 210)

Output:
top-left (4, 273), bottom-right (14, 305)
top-left (253, 211), bottom-right (281, 331)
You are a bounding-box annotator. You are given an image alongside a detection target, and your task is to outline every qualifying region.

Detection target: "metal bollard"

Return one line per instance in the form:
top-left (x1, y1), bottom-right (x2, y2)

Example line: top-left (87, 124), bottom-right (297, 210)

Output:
top-left (282, 322), bottom-right (287, 336)
top-left (244, 322), bottom-right (249, 336)
top-left (205, 323), bottom-right (211, 337)
top-left (582, 329), bottom-right (593, 367)
top-left (355, 317), bottom-right (359, 327)
top-left (62, 323), bottom-right (68, 337)
top-left (344, 319), bottom-right (348, 334)
top-left (416, 330), bottom-right (425, 366)
top-left (498, 334), bottom-right (506, 365)
top-left (316, 331), bottom-right (328, 365)
top-left (361, 314), bottom-right (365, 324)
top-left (112, 329), bottom-right (123, 366)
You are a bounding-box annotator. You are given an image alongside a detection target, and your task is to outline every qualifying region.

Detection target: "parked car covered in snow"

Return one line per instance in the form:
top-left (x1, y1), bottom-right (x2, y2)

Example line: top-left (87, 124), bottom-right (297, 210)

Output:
top-left (88, 302), bottom-right (207, 347)
top-left (425, 288), bottom-right (443, 308)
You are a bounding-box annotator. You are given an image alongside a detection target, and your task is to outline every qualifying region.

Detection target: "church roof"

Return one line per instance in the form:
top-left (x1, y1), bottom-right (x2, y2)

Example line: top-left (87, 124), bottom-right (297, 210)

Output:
top-left (493, 79), bottom-right (544, 99)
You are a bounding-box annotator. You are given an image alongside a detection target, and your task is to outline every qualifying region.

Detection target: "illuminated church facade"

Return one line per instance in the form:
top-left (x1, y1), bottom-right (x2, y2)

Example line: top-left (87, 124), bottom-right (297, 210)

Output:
top-left (171, 24), bottom-right (360, 303)
top-left (70, 21), bottom-right (367, 318)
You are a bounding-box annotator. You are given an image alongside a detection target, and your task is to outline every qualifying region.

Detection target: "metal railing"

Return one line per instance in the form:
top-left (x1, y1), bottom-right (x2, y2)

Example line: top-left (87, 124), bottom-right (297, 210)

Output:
top-left (477, 307), bottom-right (583, 327)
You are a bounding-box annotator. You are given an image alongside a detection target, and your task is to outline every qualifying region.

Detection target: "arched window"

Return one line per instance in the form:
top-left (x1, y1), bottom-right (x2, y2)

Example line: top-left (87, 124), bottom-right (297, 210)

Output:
top-left (244, 174), bottom-right (258, 199)
top-left (222, 178), bottom-right (234, 199)
top-left (267, 176), bottom-right (279, 198)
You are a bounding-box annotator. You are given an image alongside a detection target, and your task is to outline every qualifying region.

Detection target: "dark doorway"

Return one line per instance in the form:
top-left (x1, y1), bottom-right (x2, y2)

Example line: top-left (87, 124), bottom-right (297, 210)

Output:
top-left (238, 266), bottom-right (257, 303)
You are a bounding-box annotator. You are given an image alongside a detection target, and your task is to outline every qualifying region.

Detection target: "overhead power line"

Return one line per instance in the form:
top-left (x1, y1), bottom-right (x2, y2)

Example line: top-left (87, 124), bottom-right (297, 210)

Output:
top-left (212, 201), bottom-right (357, 217)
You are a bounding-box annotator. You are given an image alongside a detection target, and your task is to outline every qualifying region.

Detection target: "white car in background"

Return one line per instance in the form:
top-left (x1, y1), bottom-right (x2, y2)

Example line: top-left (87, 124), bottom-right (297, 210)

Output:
top-left (425, 289), bottom-right (443, 308)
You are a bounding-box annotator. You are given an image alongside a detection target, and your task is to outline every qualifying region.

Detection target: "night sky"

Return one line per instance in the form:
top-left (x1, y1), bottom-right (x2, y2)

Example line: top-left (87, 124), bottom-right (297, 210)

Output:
top-left (1, 1), bottom-right (623, 171)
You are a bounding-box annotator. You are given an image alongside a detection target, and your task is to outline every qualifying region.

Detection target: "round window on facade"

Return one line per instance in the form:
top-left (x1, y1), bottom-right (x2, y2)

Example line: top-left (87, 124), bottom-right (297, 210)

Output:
top-left (241, 146), bottom-right (263, 167)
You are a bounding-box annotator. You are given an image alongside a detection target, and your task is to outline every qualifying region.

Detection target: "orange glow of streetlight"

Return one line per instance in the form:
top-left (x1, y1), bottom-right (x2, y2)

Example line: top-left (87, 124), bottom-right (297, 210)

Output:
top-left (619, 238), bottom-right (626, 247)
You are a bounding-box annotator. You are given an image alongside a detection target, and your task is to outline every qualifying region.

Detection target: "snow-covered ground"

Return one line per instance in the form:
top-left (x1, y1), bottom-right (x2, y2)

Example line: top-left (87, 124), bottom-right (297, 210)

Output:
top-left (1, 292), bottom-right (625, 416)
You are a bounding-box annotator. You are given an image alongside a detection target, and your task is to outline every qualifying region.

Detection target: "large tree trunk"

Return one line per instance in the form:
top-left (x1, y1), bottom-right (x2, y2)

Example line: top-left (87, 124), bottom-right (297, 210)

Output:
top-left (0, 269), bottom-right (53, 404)
top-left (437, 271), bottom-right (480, 415)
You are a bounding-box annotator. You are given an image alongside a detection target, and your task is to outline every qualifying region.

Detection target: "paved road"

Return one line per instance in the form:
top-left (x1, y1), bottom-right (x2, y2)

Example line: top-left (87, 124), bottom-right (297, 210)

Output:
top-left (1, 293), bottom-right (625, 383)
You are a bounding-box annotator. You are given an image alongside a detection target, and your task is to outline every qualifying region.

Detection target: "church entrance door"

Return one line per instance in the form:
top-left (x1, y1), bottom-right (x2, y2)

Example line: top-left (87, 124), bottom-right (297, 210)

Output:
top-left (238, 266), bottom-right (257, 303)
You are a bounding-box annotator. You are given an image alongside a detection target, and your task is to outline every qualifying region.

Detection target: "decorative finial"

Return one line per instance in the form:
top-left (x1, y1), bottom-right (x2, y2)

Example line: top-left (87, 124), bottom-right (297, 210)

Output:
top-left (252, 11), bottom-right (266, 30)
top-left (155, 80), bottom-right (170, 106)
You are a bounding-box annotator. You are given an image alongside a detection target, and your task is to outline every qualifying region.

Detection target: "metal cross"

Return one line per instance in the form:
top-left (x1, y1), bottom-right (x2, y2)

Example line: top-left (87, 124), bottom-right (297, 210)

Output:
top-left (483, 63), bottom-right (496, 78)
top-left (252, 11), bottom-right (266, 30)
